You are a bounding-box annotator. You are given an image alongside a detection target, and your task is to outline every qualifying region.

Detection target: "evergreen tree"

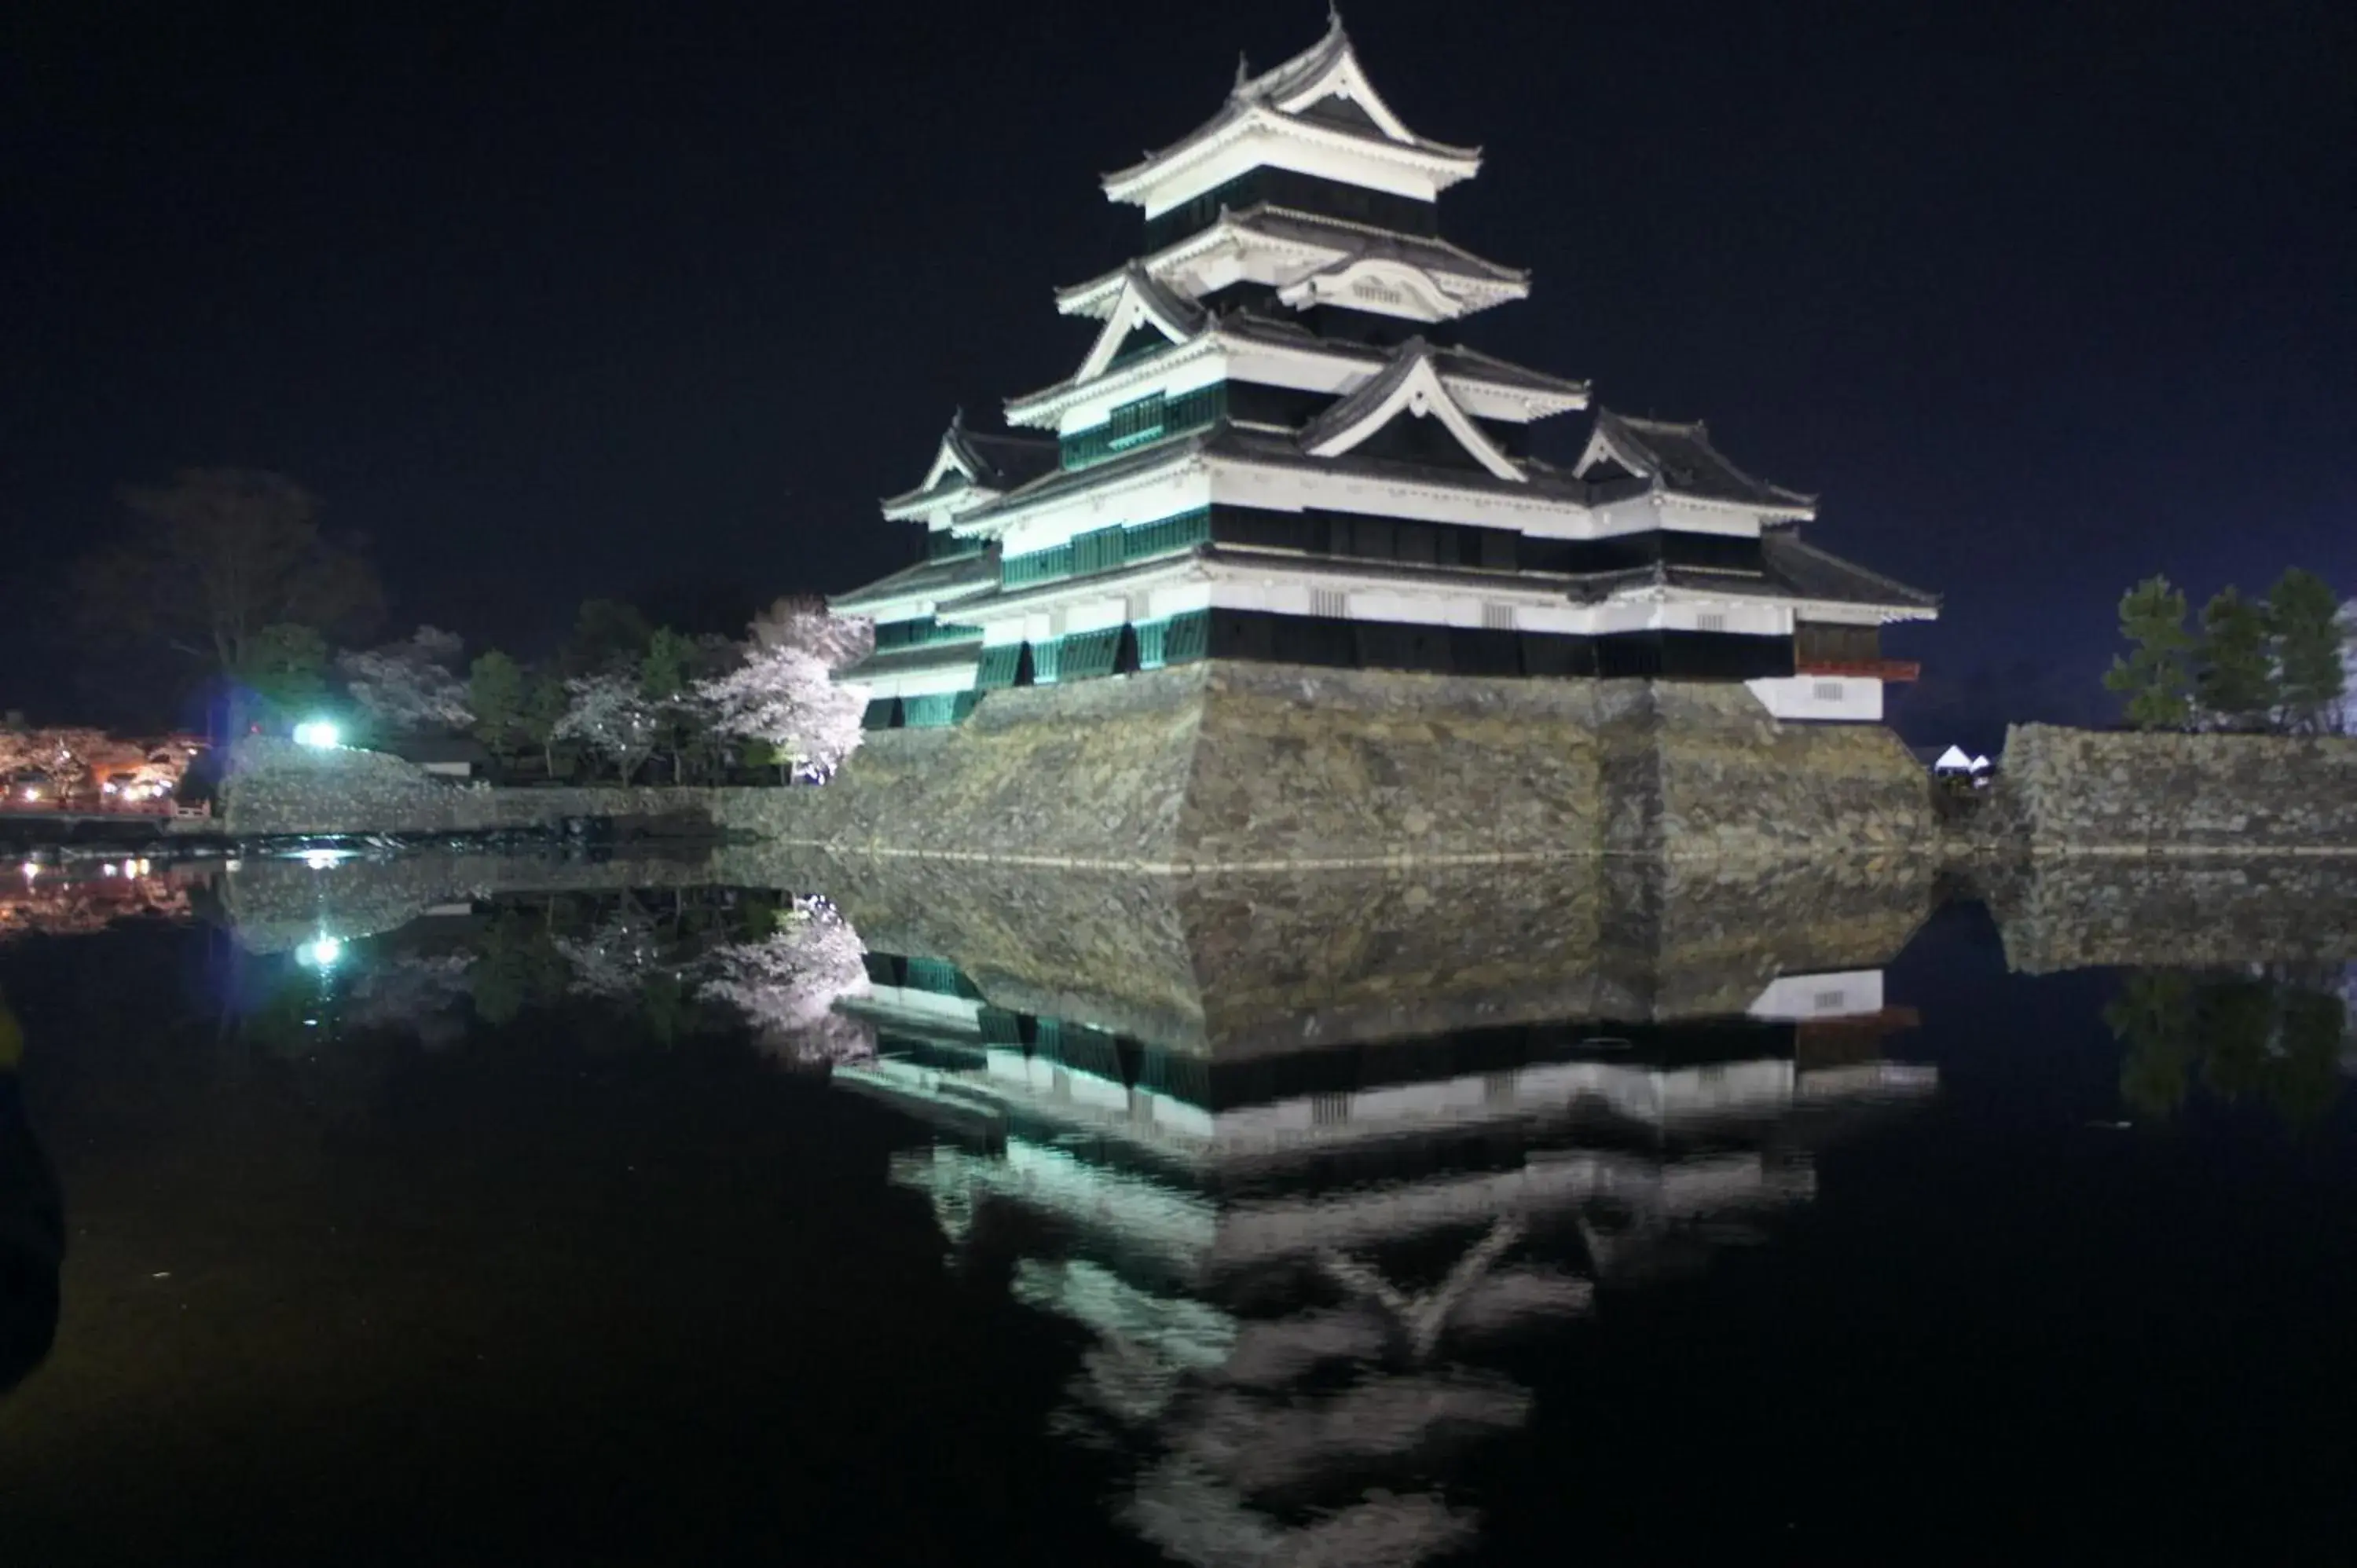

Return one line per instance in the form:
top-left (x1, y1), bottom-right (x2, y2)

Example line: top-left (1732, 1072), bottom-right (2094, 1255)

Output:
top-left (2265, 568), bottom-right (2347, 734)
top-left (2193, 587), bottom-right (2275, 729)
top-left (467, 650), bottom-right (529, 764)
top-left (233, 622), bottom-right (330, 727)
top-left (2102, 576), bottom-right (2194, 730)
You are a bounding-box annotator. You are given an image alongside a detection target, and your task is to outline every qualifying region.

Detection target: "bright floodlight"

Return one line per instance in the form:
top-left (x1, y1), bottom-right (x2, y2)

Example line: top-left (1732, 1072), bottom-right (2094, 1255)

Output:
top-left (299, 936), bottom-right (343, 969)
top-left (293, 720), bottom-right (340, 749)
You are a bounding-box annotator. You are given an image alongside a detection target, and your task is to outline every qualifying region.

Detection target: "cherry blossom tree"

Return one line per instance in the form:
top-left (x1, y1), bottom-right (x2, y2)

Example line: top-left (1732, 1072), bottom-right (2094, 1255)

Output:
top-left (699, 601), bottom-right (873, 781)
top-left (552, 673), bottom-right (662, 782)
top-left (337, 626), bottom-right (472, 738)
top-left (0, 727), bottom-right (137, 799)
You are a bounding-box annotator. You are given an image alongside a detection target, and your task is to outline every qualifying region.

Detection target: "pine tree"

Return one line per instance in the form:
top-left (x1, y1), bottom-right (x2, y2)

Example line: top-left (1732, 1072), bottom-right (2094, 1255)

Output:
top-left (2265, 568), bottom-right (2347, 735)
top-left (2102, 575), bottom-right (2194, 730)
top-left (2193, 587), bottom-right (2276, 729)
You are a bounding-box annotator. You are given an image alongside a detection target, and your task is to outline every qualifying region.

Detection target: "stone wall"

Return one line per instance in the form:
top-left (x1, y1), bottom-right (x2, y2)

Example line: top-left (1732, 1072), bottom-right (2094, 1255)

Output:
top-left (717, 661), bottom-right (1937, 870)
top-left (218, 739), bottom-right (716, 839)
top-left (2000, 724), bottom-right (2357, 855)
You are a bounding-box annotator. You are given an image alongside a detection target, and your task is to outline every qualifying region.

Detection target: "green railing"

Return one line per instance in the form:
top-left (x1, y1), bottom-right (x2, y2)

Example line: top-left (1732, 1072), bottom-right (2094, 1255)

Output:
top-left (999, 507), bottom-right (1210, 590)
top-left (1059, 383), bottom-right (1225, 471)
top-left (926, 530), bottom-right (984, 561)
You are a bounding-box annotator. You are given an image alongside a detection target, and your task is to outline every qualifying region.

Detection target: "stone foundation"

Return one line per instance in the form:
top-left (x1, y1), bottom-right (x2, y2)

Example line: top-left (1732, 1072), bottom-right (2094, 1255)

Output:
top-left (717, 661), bottom-right (1938, 870)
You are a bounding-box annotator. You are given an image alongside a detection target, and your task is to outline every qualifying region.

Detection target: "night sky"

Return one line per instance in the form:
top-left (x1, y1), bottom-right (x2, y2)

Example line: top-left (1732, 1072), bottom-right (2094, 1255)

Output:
top-left (6, 1), bottom-right (2353, 742)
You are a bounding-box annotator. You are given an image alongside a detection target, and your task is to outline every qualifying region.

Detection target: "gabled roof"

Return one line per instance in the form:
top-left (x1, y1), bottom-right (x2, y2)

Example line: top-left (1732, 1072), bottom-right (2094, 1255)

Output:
top-left (1073, 264), bottom-right (1212, 382)
top-left (880, 413), bottom-right (1058, 518)
top-left (1297, 337), bottom-right (1527, 482)
top-left (1054, 203), bottom-right (1528, 321)
top-left (1102, 16), bottom-right (1479, 203)
top-left (1006, 307), bottom-right (1585, 427)
top-left (1577, 409), bottom-right (1816, 514)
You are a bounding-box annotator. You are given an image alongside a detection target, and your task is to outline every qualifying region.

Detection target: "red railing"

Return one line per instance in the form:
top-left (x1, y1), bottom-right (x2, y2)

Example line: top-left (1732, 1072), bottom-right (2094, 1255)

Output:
top-left (1798, 659), bottom-right (1922, 683)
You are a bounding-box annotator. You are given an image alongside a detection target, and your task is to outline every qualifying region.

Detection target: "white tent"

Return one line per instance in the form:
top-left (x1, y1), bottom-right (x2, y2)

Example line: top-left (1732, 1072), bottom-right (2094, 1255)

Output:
top-left (1933, 746), bottom-right (1974, 774)
top-left (1970, 754), bottom-right (1992, 772)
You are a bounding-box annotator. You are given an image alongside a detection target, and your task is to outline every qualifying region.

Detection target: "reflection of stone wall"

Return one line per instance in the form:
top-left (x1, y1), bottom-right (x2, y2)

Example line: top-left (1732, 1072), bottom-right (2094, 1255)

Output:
top-left (2001, 724), bottom-right (2357, 854)
top-left (717, 663), bottom-right (1937, 870)
top-left (216, 848), bottom-right (725, 953)
top-left (1978, 857), bottom-right (2357, 973)
top-left (219, 739), bottom-right (716, 840)
top-left (717, 847), bottom-right (1936, 1056)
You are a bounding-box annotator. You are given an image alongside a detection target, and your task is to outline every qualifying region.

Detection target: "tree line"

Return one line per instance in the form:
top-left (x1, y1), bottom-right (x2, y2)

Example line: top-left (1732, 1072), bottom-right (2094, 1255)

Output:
top-left (2103, 570), bottom-right (2352, 733)
top-left (60, 467), bottom-right (872, 785)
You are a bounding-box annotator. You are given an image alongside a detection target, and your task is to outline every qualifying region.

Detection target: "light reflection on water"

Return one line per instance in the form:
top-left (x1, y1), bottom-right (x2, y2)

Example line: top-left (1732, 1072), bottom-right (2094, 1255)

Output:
top-left (0, 848), bottom-right (2352, 1563)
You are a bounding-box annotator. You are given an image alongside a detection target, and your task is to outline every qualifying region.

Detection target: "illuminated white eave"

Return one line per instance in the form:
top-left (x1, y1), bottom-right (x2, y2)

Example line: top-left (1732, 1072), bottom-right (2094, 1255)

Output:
top-left (1053, 213), bottom-right (1530, 321)
top-left (1102, 104), bottom-right (1480, 210)
top-left (1004, 331), bottom-right (1588, 430)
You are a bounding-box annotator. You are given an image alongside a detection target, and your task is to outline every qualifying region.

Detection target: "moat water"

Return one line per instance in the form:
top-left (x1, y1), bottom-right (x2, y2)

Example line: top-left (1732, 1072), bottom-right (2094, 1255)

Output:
top-left (1, 848), bottom-right (2354, 1563)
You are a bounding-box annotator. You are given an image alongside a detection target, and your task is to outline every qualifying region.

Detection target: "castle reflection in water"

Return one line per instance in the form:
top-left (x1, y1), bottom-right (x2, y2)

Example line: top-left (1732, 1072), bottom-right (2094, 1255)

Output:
top-left (790, 859), bottom-right (1939, 1565)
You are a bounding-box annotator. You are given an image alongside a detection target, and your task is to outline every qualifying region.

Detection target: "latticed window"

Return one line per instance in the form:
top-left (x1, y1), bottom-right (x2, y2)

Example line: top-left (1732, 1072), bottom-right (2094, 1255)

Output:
top-left (1001, 542), bottom-right (1075, 588)
top-left (1058, 627), bottom-right (1123, 681)
top-left (975, 645), bottom-right (1022, 689)
top-left (1127, 507), bottom-right (1209, 560)
top-left (1071, 526), bottom-right (1127, 574)
top-left (1059, 383), bottom-right (1227, 470)
top-left (1161, 609), bottom-right (1210, 665)
top-left (900, 693), bottom-right (971, 727)
top-left (873, 616), bottom-right (937, 650)
top-left (1107, 393), bottom-right (1167, 451)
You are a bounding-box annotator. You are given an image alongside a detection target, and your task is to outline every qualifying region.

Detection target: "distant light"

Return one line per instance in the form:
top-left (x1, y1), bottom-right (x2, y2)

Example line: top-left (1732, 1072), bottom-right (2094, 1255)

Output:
top-left (101, 780), bottom-right (119, 794)
top-left (101, 863), bottom-right (118, 877)
top-left (292, 720), bottom-right (340, 749)
top-left (298, 936), bottom-right (343, 969)
top-left (135, 857), bottom-right (152, 875)
top-left (18, 862), bottom-right (35, 881)
top-left (300, 848), bottom-right (350, 870)
top-left (19, 786), bottom-right (38, 801)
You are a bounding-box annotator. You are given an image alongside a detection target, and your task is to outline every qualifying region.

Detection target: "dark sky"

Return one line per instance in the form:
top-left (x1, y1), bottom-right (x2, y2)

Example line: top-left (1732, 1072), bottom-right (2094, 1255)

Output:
top-left (5, 0), bottom-right (2353, 735)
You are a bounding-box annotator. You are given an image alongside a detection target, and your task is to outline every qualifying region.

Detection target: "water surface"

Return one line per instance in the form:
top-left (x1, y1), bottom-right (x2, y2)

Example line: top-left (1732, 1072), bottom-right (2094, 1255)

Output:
top-left (1, 848), bottom-right (2353, 1563)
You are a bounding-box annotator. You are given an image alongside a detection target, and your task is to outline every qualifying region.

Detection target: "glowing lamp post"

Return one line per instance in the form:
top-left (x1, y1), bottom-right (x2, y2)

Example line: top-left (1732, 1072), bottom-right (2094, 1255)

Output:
top-left (291, 720), bottom-right (341, 749)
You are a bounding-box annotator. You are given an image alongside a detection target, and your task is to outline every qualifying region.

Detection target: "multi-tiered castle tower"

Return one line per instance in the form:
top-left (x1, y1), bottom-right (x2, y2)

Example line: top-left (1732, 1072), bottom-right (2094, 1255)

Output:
top-left (833, 15), bottom-right (1934, 734)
